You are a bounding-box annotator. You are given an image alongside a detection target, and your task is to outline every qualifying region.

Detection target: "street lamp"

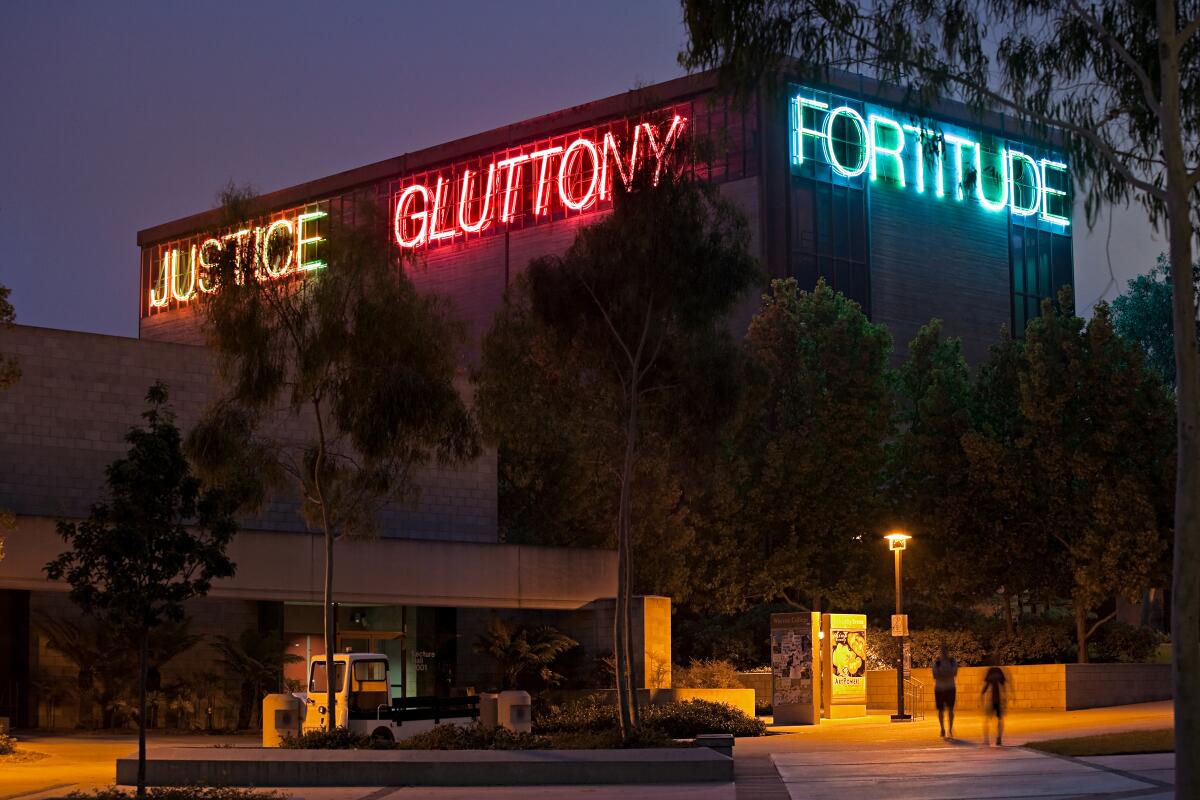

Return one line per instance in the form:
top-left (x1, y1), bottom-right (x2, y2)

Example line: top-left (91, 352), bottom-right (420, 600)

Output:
top-left (885, 531), bottom-right (912, 722)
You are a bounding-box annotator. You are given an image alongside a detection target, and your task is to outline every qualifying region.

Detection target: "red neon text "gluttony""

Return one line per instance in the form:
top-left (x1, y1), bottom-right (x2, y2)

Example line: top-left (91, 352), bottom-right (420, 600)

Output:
top-left (393, 115), bottom-right (686, 250)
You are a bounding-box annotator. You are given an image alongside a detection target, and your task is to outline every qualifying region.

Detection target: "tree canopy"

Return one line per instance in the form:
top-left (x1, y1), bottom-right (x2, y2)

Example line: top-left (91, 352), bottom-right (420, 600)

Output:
top-left (1111, 253), bottom-right (1200, 388)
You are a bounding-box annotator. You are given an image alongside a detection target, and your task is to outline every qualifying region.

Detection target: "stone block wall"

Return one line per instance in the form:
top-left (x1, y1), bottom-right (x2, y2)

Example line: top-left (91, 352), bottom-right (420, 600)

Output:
top-left (735, 672), bottom-right (772, 708)
top-left (866, 663), bottom-right (1171, 713)
top-left (1064, 663), bottom-right (1172, 710)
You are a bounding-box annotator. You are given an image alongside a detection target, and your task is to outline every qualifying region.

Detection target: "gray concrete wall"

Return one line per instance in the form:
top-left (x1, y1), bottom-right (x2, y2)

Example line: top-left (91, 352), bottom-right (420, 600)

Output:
top-left (2, 516), bottom-right (615, 609)
top-left (0, 324), bottom-right (496, 542)
top-left (866, 663), bottom-right (1171, 713)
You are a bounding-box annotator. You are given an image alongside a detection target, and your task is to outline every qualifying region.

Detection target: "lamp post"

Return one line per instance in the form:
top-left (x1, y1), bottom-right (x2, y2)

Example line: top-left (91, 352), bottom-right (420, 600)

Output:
top-left (885, 531), bottom-right (912, 722)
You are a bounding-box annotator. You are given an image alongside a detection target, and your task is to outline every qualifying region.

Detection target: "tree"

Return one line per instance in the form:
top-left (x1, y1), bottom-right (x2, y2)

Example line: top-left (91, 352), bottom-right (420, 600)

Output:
top-left (214, 629), bottom-right (302, 730)
top-left (710, 278), bottom-right (892, 613)
top-left (475, 172), bottom-right (759, 736)
top-left (1019, 297), bottom-right (1175, 661)
top-left (680, 4), bottom-right (1200, 788)
top-left (0, 282), bottom-right (19, 561)
top-left (189, 189), bottom-right (479, 734)
top-left (473, 617), bottom-right (578, 690)
top-left (45, 383), bottom-right (237, 796)
top-left (1111, 253), bottom-right (1200, 388)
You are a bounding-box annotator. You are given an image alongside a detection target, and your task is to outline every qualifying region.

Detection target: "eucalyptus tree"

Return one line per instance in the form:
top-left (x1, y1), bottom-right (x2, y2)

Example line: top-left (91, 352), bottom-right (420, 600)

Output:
top-left (190, 189), bottom-right (479, 732)
top-left (1111, 253), bottom-right (1200, 388)
top-left (475, 172), bottom-right (758, 737)
top-left (681, 3), bottom-right (1199, 788)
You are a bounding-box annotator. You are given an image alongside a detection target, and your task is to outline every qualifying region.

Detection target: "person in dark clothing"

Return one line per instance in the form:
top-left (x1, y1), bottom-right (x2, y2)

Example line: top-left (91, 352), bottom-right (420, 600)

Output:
top-left (981, 666), bottom-right (1007, 746)
top-left (931, 644), bottom-right (958, 738)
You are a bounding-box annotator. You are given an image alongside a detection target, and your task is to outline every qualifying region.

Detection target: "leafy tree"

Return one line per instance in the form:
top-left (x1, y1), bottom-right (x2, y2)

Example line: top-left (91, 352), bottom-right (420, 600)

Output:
top-left (214, 629), bottom-right (302, 730)
top-left (1111, 253), bottom-right (1200, 388)
top-left (189, 189), bottom-right (479, 733)
top-left (475, 172), bottom-right (758, 736)
top-left (1019, 296), bottom-right (1175, 661)
top-left (473, 617), bottom-right (578, 690)
top-left (45, 383), bottom-right (237, 796)
top-left (680, 2), bottom-right (1200, 783)
top-left (0, 282), bottom-right (19, 560)
top-left (708, 278), bottom-right (892, 613)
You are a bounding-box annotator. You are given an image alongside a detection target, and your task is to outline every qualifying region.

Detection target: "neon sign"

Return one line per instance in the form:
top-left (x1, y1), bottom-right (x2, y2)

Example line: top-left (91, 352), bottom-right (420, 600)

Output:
top-left (393, 115), bottom-right (687, 249)
top-left (791, 90), bottom-right (1070, 226)
top-left (149, 211), bottom-right (327, 307)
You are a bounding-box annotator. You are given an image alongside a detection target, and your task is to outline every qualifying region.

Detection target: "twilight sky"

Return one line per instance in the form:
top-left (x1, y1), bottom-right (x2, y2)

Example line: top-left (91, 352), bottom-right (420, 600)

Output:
top-left (0, 0), bottom-right (1163, 338)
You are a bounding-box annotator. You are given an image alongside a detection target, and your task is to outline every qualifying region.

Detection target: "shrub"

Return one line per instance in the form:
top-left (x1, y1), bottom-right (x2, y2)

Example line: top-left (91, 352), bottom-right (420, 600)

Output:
top-left (279, 728), bottom-right (380, 749)
top-left (866, 627), bottom-right (986, 669)
top-left (0, 733), bottom-right (15, 755)
top-left (643, 700), bottom-right (767, 738)
top-left (1092, 621), bottom-right (1164, 663)
top-left (990, 620), bottom-right (1076, 664)
top-left (533, 696), bottom-right (617, 735)
top-left (66, 789), bottom-right (284, 800)
top-left (535, 697), bottom-right (765, 738)
top-left (672, 659), bottom-right (744, 689)
top-left (396, 724), bottom-right (550, 750)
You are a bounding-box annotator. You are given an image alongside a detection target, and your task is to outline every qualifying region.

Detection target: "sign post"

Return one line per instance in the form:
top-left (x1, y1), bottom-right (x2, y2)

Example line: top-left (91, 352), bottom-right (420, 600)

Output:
top-left (885, 532), bottom-right (913, 722)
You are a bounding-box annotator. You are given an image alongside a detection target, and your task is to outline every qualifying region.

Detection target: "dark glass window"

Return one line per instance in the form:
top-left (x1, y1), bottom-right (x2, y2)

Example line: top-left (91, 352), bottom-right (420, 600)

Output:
top-left (789, 176), bottom-right (870, 312)
top-left (1010, 226), bottom-right (1073, 334)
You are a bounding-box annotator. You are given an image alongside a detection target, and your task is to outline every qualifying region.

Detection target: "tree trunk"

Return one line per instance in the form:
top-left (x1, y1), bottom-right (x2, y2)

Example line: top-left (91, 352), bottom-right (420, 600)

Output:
top-left (137, 631), bottom-right (148, 798)
top-left (1155, 4), bottom-right (1200, 795)
top-left (1000, 588), bottom-right (1015, 638)
top-left (613, 384), bottom-right (641, 738)
top-left (324, 528), bottom-right (336, 732)
top-left (1074, 605), bottom-right (1089, 664)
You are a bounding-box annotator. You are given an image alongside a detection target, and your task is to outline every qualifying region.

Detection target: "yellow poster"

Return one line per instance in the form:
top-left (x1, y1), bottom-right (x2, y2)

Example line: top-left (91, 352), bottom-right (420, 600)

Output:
top-left (828, 613), bottom-right (867, 705)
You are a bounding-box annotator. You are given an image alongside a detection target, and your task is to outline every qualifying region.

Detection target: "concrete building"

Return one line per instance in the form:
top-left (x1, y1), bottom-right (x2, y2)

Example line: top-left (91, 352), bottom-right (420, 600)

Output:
top-left (0, 69), bottom-right (1072, 728)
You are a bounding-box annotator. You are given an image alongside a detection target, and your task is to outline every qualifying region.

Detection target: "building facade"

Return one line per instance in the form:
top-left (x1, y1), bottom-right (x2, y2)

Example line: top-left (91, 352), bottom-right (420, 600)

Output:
top-left (0, 69), bottom-right (1072, 729)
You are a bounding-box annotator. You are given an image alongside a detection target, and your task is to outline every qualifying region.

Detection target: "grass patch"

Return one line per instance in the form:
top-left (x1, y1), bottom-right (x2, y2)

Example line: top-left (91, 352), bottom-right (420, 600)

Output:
top-left (1025, 729), bottom-right (1174, 757)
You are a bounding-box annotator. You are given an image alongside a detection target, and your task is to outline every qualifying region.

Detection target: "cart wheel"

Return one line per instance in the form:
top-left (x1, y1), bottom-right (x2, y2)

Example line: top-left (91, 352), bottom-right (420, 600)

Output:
top-left (371, 726), bottom-right (395, 745)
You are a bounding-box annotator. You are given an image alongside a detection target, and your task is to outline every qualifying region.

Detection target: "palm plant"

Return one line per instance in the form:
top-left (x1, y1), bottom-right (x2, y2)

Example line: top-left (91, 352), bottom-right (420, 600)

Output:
top-left (213, 629), bottom-right (302, 730)
top-left (474, 617), bottom-right (578, 690)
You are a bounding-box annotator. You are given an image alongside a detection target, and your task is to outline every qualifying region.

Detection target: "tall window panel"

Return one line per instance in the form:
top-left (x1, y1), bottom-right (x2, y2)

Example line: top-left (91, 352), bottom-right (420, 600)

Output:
top-left (789, 176), bottom-right (871, 312)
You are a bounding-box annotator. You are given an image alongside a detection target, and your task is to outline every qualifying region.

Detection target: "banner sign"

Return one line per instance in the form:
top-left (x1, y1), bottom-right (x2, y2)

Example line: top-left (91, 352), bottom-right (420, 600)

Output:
top-left (828, 613), bottom-right (867, 706)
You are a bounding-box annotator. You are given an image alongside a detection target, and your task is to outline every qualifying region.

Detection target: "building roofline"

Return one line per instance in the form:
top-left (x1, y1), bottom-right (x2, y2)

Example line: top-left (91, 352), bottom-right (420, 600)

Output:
top-left (136, 71), bottom-right (720, 246)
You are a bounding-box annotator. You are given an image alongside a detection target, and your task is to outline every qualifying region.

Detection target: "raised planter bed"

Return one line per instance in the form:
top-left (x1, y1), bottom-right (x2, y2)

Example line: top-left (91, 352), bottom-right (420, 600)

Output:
top-left (116, 746), bottom-right (733, 787)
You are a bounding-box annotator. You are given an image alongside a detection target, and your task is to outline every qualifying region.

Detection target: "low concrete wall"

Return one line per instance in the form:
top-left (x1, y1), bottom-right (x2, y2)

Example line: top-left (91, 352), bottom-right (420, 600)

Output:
top-left (650, 688), bottom-right (756, 718)
top-left (116, 747), bottom-right (733, 786)
top-left (735, 672), bottom-right (771, 708)
top-left (1064, 663), bottom-right (1172, 710)
top-left (867, 663), bottom-right (1172, 713)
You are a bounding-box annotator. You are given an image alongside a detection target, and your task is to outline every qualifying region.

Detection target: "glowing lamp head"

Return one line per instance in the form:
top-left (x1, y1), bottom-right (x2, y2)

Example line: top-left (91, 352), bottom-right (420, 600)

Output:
top-left (885, 531), bottom-right (912, 551)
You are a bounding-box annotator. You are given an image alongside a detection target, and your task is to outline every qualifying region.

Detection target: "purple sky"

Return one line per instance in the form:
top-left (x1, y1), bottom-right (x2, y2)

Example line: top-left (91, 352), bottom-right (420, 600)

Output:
top-left (0, 0), bottom-right (1162, 338)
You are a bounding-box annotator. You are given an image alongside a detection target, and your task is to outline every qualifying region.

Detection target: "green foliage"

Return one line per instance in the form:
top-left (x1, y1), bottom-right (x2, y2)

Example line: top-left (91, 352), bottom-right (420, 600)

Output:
top-left (534, 697), bottom-right (766, 738)
top-left (473, 617), bottom-right (578, 690)
top-left (0, 282), bottom-right (19, 390)
top-left (673, 604), bottom-right (785, 669)
top-left (989, 620), bottom-right (1077, 665)
top-left (45, 384), bottom-right (239, 637)
top-left (672, 659), bottom-right (744, 689)
top-left (395, 724), bottom-right (551, 750)
top-left (1092, 621), bottom-right (1166, 663)
top-left (1111, 254), bottom-right (1200, 389)
top-left (279, 728), bottom-right (380, 749)
top-left (697, 278), bottom-right (892, 614)
top-left (865, 627), bottom-right (986, 669)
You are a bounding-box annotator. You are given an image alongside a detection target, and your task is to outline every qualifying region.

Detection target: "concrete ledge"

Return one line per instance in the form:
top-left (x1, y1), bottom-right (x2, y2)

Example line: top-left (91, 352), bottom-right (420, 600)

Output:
top-left (116, 746), bottom-right (732, 787)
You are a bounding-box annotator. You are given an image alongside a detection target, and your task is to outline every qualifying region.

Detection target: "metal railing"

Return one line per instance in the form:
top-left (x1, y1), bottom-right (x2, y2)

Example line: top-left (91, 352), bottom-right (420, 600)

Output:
top-left (904, 676), bottom-right (925, 721)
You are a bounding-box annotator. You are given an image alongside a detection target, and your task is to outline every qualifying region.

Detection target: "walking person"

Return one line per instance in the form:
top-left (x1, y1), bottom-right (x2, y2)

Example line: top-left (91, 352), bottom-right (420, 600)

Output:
top-left (981, 665), bottom-right (1008, 746)
top-left (931, 644), bottom-right (958, 738)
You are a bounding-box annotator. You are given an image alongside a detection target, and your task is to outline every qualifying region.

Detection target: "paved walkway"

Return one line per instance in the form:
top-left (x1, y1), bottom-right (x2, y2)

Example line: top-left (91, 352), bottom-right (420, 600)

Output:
top-left (0, 702), bottom-right (1174, 800)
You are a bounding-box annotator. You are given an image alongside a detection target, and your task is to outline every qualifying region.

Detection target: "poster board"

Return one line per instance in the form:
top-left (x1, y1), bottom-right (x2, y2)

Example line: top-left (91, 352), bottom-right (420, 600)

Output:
top-left (770, 612), bottom-right (821, 725)
top-left (821, 613), bottom-right (867, 718)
